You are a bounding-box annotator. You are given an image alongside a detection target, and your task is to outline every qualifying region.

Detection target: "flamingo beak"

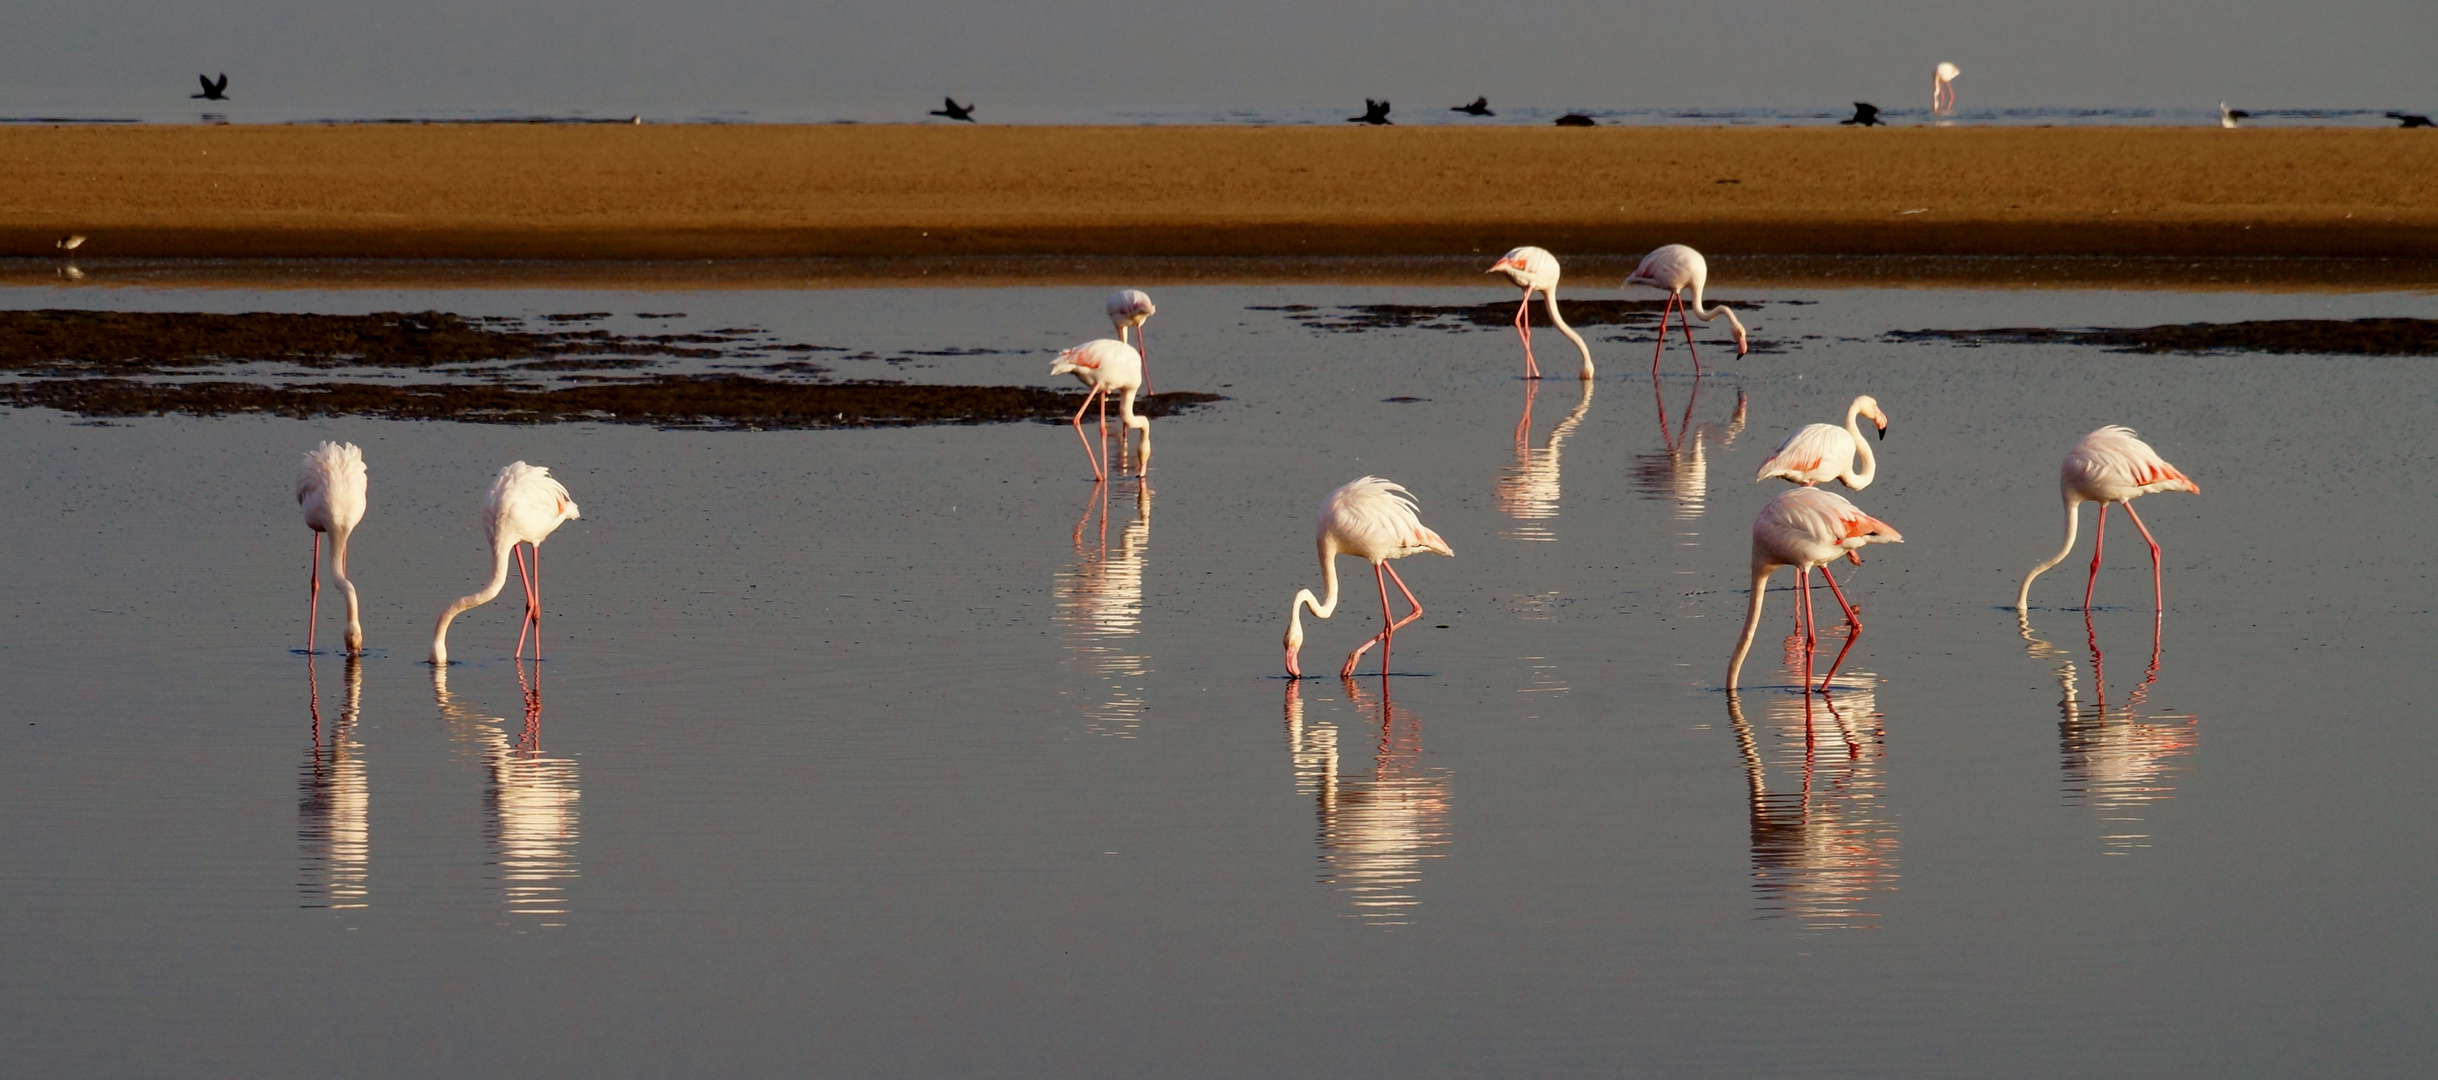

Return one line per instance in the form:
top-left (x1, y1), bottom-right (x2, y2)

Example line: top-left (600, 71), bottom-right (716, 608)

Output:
top-left (1285, 647), bottom-right (1302, 678)
top-left (1877, 420), bottom-right (1889, 441)
top-left (1847, 551), bottom-right (1863, 566)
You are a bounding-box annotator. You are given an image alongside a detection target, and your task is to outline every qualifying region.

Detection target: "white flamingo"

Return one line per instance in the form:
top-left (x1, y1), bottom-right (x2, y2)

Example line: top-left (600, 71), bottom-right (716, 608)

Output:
top-left (2017, 426), bottom-right (2200, 616)
top-left (296, 441), bottom-right (368, 656)
top-left (1755, 395), bottom-right (1889, 490)
top-left (1106, 289), bottom-right (1156, 390)
top-left (1284, 477), bottom-right (1455, 679)
top-left (1049, 339), bottom-right (1151, 481)
top-left (430, 462), bottom-right (581, 665)
top-left (1727, 487), bottom-right (1904, 691)
top-left (1933, 63), bottom-right (1962, 115)
top-left (1484, 246), bottom-right (1594, 380)
top-left (1625, 244), bottom-right (1748, 375)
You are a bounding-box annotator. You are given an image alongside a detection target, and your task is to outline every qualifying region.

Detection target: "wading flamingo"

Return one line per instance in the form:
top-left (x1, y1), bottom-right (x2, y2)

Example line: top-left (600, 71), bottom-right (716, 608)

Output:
top-left (2016, 426), bottom-right (2199, 616)
top-left (1485, 246), bottom-right (1595, 380)
top-left (1625, 244), bottom-right (1748, 376)
top-left (1933, 63), bottom-right (1961, 115)
top-left (1755, 395), bottom-right (1889, 489)
top-left (1050, 339), bottom-right (1151, 481)
top-left (297, 441), bottom-right (368, 655)
top-left (1106, 289), bottom-right (1156, 391)
top-left (1727, 487), bottom-right (1904, 691)
top-left (430, 462), bottom-right (581, 665)
top-left (1284, 477), bottom-right (1455, 679)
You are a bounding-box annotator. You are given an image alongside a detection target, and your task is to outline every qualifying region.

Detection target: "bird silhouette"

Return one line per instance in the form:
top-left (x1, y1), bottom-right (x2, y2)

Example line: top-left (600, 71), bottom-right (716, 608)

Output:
top-left (2219, 102), bottom-right (2252, 128)
top-left (931, 97), bottom-right (975, 122)
top-left (193, 74), bottom-right (229, 101)
top-left (1451, 97), bottom-right (1493, 116)
top-left (1348, 99), bottom-right (1392, 125)
top-left (56, 234), bottom-right (85, 251)
top-left (1553, 113), bottom-right (1596, 127)
top-left (1840, 102), bottom-right (1883, 127)
top-left (2389, 112), bottom-right (2434, 129)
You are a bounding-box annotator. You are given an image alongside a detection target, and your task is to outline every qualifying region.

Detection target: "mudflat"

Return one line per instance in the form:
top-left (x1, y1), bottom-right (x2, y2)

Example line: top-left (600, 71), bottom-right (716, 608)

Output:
top-left (4, 124), bottom-right (2435, 259)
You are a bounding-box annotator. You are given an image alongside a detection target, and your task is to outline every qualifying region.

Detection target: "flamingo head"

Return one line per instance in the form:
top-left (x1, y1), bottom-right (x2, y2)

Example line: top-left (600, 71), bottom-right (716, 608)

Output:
top-left (1858, 395), bottom-right (1889, 440)
top-left (1733, 324), bottom-right (1750, 356)
top-left (1284, 624), bottom-right (1304, 679)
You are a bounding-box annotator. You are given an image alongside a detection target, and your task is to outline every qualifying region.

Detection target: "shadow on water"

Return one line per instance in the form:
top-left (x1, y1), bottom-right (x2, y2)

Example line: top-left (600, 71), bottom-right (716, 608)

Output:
top-left (1630, 374), bottom-right (1747, 521)
top-left (2022, 611), bottom-right (2200, 856)
top-left (1283, 678), bottom-right (1452, 928)
top-left (1725, 652), bottom-right (1898, 930)
top-left (1057, 478), bottom-right (1154, 738)
top-left (435, 664), bottom-right (580, 924)
top-left (1496, 379), bottom-right (1595, 543)
top-left (298, 655), bottom-right (370, 911)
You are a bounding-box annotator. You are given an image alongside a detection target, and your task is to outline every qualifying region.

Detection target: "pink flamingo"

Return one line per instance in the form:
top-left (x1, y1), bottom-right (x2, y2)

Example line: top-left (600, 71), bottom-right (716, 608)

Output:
top-left (2016, 425), bottom-right (2200, 616)
top-left (1284, 477), bottom-right (1455, 678)
top-left (1727, 487), bottom-right (1904, 691)
top-left (1106, 289), bottom-right (1156, 391)
top-left (1755, 395), bottom-right (1889, 490)
top-left (296, 441), bottom-right (369, 656)
top-left (1933, 63), bottom-right (1962, 116)
top-left (430, 462), bottom-right (581, 665)
top-left (1624, 244), bottom-right (1749, 376)
top-left (1049, 339), bottom-right (1151, 481)
top-left (1484, 246), bottom-right (1594, 380)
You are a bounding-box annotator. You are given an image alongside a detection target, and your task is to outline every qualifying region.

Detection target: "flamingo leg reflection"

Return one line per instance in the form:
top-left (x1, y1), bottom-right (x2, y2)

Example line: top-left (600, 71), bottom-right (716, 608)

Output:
top-left (1676, 291), bottom-right (1705, 375)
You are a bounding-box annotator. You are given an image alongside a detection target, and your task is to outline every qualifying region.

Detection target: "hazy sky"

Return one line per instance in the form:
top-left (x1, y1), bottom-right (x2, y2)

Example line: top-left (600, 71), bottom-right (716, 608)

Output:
top-left (5, 0), bottom-right (2434, 115)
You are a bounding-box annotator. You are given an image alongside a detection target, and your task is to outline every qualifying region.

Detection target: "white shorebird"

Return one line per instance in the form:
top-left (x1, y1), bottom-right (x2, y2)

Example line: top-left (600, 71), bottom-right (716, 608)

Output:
top-left (430, 462), bottom-right (582, 664)
top-left (1933, 63), bottom-right (1961, 115)
top-left (1484, 246), bottom-right (1594, 380)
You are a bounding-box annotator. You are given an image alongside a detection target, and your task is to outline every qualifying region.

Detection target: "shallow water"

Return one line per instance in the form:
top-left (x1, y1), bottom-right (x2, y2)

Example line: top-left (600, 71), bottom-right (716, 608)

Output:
top-left (3, 276), bottom-right (2435, 1077)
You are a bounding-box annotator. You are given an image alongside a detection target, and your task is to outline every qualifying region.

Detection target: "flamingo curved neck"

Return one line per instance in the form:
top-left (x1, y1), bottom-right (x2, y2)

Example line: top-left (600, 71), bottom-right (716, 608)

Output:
top-left (431, 537), bottom-right (518, 664)
top-left (1844, 402), bottom-right (1878, 488)
top-left (1542, 290), bottom-right (1594, 379)
top-left (329, 524), bottom-right (364, 653)
top-left (1726, 564), bottom-right (1774, 689)
top-left (2016, 492), bottom-right (2087, 614)
top-left (1685, 281), bottom-right (1747, 339)
top-left (1288, 543), bottom-right (1344, 645)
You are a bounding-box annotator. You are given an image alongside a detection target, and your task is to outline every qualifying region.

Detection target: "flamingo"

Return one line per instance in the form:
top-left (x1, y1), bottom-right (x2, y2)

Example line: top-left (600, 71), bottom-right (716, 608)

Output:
top-left (1624, 244), bottom-right (1748, 376)
top-left (430, 462), bottom-right (582, 665)
top-left (1106, 289), bottom-right (1156, 391)
top-left (2016, 426), bottom-right (2200, 616)
top-left (1485, 246), bottom-right (1594, 380)
top-left (296, 441), bottom-right (368, 656)
top-left (1283, 477), bottom-right (1455, 679)
top-left (1726, 487), bottom-right (1904, 692)
top-left (1933, 63), bottom-right (1961, 116)
top-left (1755, 395), bottom-right (1889, 490)
top-left (1049, 339), bottom-right (1151, 481)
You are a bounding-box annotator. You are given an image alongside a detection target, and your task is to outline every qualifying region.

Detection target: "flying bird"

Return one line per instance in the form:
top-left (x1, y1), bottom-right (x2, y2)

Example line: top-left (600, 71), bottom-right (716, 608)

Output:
top-left (1283, 477), bottom-right (1454, 679)
top-left (1105, 289), bottom-right (1156, 391)
top-left (1840, 102), bottom-right (1883, 127)
top-left (1755, 395), bottom-right (1888, 490)
top-left (2016, 426), bottom-right (2199, 616)
top-left (193, 74), bottom-right (229, 101)
top-left (1349, 99), bottom-right (1393, 125)
top-left (1049, 339), bottom-right (1151, 481)
top-left (1932, 62), bottom-right (1960, 115)
top-left (931, 97), bottom-right (975, 122)
top-left (1484, 246), bottom-right (1594, 380)
top-left (1553, 113), bottom-right (1597, 127)
top-left (2388, 112), bottom-right (2434, 128)
top-left (296, 442), bottom-right (369, 656)
top-left (430, 462), bottom-right (582, 665)
top-left (1624, 243), bottom-right (1749, 375)
top-left (1726, 487), bottom-right (1904, 691)
top-left (1452, 97), bottom-right (1493, 116)
top-left (2219, 102), bottom-right (2252, 129)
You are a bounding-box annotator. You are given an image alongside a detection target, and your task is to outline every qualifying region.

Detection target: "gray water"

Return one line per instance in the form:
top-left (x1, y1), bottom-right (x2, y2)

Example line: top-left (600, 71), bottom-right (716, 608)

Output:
top-left (3, 277), bottom-right (2434, 1077)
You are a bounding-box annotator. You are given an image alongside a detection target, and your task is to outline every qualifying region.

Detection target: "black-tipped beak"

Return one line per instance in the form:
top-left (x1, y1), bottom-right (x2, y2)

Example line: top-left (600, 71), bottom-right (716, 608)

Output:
top-left (1877, 422), bottom-right (1889, 441)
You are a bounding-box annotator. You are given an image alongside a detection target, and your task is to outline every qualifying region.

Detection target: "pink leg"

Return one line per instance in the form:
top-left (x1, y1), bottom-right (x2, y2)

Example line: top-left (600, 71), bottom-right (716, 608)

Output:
top-left (1069, 386), bottom-right (1107, 479)
top-left (1137, 327), bottom-right (1150, 396)
top-left (1651, 293), bottom-right (1677, 376)
top-left (1798, 568), bottom-right (1817, 690)
top-left (1677, 297), bottom-right (1703, 375)
top-left (531, 544), bottom-right (543, 661)
top-left (2084, 503), bottom-right (2109, 611)
top-left (514, 544), bottom-right (536, 659)
top-left (1340, 562), bottom-right (1427, 677)
top-left (1098, 383), bottom-right (1109, 439)
top-left (306, 531), bottom-right (322, 653)
top-left (1515, 292), bottom-right (1540, 379)
top-left (1816, 564), bottom-right (1862, 631)
top-left (2120, 500), bottom-right (2166, 613)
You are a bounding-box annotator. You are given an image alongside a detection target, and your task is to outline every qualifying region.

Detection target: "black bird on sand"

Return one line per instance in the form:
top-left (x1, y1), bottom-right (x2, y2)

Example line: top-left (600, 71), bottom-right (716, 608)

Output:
top-left (2389, 112), bottom-right (2434, 129)
top-left (1349, 99), bottom-right (1393, 125)
top-left (1553, 112), bottom-right (1596, 127)
top-left (192, 74), bottom-right (229, 101)
top-left (1452, 97), bottom-right (1493, 116)
top-left (931, 97), bottom-right (975, 122)
top-left (1840, 102), bottom-right (1883, 127)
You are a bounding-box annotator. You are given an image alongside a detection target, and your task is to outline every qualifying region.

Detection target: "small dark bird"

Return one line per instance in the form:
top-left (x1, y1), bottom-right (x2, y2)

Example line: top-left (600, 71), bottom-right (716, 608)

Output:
top-left (2389, 112), bottom-right (2434, 129)
top-left (1553, 113), bottom-right (1596, 127)
top-left (192, 74), bottom-right (229, 101)
top-left (1451, 97), bottom-right (1493, 117)
top-left (1840, 102), bottom-right (1883, 127)
top-left (930, 97), bottom-right (975, 122)
top-left (1349, 99), bottom-right (1393, 125)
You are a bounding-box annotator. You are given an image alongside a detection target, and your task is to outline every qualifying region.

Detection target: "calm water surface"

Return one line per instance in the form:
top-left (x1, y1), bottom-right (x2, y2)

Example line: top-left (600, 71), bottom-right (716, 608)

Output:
top-left (3, 277), bottom-right (2434, 1077)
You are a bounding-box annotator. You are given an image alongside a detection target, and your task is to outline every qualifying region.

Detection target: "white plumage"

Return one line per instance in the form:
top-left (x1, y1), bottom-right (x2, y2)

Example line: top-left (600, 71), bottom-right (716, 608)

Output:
top-left (1283, 477), bottom-right (1456, 678)
top-left (2018, 426), bottom-right (2200, 615)
top-left (1727, 486), bottom-right (1904, 690)
top-left (296, 441), bottom-right (369, 655)
top-left (1050, 339), bottom-right (1151, 479)
top-left (1485, 246), bottom-right (1594, 380)
top-left (430, 462), bottom-right (582, 664)
top-left (1755, 395), bottom-right (1889, 490)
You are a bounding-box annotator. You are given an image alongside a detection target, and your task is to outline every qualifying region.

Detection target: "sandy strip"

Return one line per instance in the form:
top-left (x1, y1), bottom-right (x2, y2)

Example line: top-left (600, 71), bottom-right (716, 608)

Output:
top-left (4, 125), bottom-right (2436, 262)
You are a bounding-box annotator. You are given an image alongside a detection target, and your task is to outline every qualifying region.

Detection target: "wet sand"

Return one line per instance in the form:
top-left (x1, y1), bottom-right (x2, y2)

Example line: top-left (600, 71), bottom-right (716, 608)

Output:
top-left (4, 126), bottom-right (2436, 262)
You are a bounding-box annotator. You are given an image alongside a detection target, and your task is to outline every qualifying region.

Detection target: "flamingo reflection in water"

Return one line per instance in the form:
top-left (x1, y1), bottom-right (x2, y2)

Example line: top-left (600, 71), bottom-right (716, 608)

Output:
top-left (1056, 478), bottom-right (1154, 738)
top-left (299, 655), bottom-right (370, 911)
top-left (435, 664), bottom-right (580, 923)
top-left (1284, 677), bottom-right (1451, 926)
top-left (2022, 610), bottom-right (2199, 855)
top-left (1496, 379), bottom-right (1595, 542)
top-left (1725, 674), bottom-right (1899, 930)
top-left (1630, 375), bottom-right (1746, 520)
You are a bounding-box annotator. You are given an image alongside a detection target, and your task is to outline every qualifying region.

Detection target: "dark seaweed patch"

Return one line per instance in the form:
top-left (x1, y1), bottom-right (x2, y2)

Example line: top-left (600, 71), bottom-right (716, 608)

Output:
top-left (0, 309), bottom-right (721, 375)
top-left (1259, 299), bottom-right (1773, 334)
top-left (1889, 318), bottom-right (2438, 355)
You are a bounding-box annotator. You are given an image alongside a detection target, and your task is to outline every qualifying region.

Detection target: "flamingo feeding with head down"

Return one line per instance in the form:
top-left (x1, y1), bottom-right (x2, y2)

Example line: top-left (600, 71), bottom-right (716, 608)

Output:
top-left (2016, 426), bottom-right (2200, 616)
top-left (1106, 289), bottom-right (1156, 390)
top-left (1625, 244), bottom-right (1748, 376)
top-left (1727, 487), bottom-right (1904, 692)
top-left (430, 462), bottom-right (581, 665)
top-left (1755, 395), bottom-right (1889, 490)
top-left (296, 441), bottom-right (368, 656)
top-left (1284, 477), bottom-right (1455, 679)
top-left (1933, 63), bottom-right (1961, 115)
top-left (1485, 246), bottom-right (1594, 380)
top-left (1050, 339), bottom-right (1151, 481)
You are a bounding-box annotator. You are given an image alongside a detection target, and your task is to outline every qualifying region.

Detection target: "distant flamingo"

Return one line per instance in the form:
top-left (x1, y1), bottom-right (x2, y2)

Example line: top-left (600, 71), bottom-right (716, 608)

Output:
top-left (1050, 339), bottom-right (1151, 481)
top-left (2016, 426), bottom-right (2199, 616)
top-left (296, 441), bottom-right (368, 656)
top-left (1284, 477), bottom-right (1455, 679)
top-left (1625, 244), bottom-right (1748, 376)
top-left (1727, 487), bottom-right (1904, 691)
top-left (1755, 395), bottom-right (1889, 490)
top-left (1933, 63), bottom-right (1962, 115)
top-left (1485, 246), bottom-right (1594, 380)
top-left (430, 462), bottom-right (582, 665)
top-left (1106, 289), bottom-right (1156, 391)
